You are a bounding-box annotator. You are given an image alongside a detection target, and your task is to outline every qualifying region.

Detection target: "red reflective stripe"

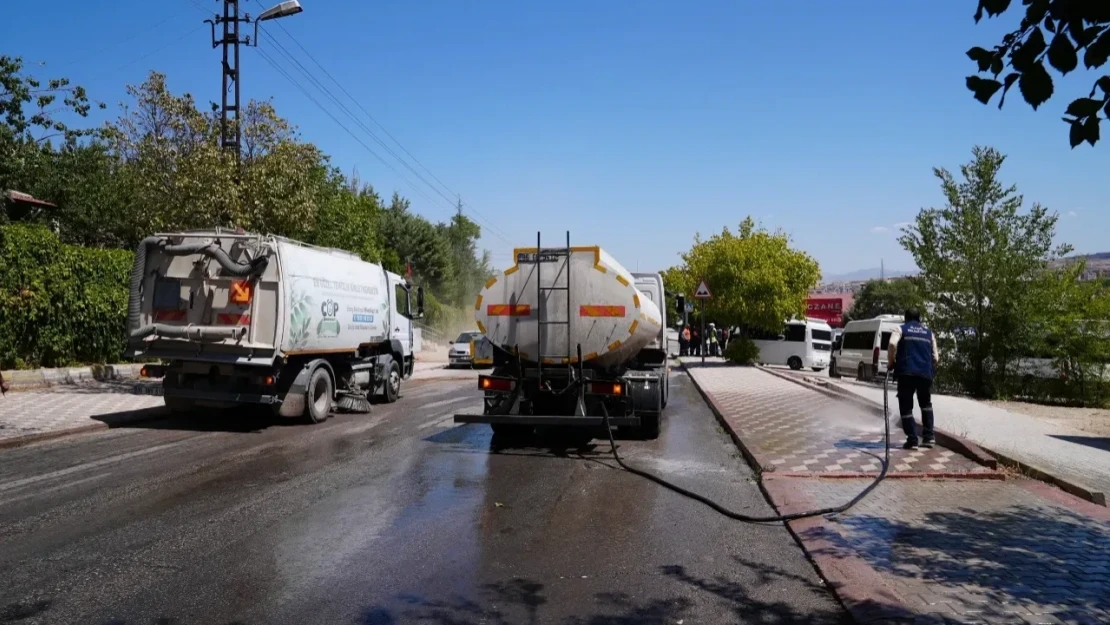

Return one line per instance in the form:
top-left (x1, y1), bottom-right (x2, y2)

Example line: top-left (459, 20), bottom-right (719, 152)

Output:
top-left (153, 310), bottom-right (186, 322)
top-left (486, 304), bottom-right (531, 316)
top-left (579, 305), bottom-right (626, 317)
top-left (216, 313), bottom-right (251, 325)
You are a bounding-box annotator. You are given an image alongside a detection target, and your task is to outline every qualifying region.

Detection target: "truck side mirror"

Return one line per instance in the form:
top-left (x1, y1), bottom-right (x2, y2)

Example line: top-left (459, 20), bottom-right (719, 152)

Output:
top-left (415, 286), bottom-right (425, 319)
top-left (676, 294), bottom-right (685, 315)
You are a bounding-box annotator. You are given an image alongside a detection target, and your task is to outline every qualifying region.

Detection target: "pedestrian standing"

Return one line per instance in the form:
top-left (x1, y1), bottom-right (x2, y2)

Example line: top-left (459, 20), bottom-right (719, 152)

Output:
top-left (0, 370), bottom-right (9, 395)
top-left (691, 328), bottom-right (700, 356)
top-left (887, 308), bottom-right (940, 449)
top-left (707, 323), bottom-right (719, 356)
top-left (680, 326), bottom-right (691, 356)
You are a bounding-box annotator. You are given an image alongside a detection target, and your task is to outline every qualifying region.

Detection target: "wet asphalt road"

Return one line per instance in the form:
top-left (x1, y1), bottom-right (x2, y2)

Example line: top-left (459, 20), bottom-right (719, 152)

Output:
top-left (0, 372), bottom-right (849, 625)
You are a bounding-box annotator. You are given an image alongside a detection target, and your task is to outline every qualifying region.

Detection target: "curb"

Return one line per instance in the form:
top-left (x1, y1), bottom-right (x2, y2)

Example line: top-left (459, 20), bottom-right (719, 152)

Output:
top-left (1, 363), bottom-right (148, 392)
top-left (761, 367), bottom-right (999, 471)
top-left (790, 372), bottom-right (1107, 508)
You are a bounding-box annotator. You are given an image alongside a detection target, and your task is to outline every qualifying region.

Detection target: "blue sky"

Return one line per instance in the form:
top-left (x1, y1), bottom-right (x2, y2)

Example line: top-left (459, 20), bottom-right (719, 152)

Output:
top-left (8, 0), bottom-right (1108, 278)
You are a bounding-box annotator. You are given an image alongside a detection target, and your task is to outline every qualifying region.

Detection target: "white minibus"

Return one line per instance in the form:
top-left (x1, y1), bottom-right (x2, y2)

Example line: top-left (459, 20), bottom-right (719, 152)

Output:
top-left (751, 318), bottom-right (834, 371)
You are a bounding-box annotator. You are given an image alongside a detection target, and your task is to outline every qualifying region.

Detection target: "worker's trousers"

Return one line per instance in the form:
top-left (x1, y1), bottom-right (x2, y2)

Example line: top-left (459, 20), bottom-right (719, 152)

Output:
top-left (896, 374), bottom-right (934, 443)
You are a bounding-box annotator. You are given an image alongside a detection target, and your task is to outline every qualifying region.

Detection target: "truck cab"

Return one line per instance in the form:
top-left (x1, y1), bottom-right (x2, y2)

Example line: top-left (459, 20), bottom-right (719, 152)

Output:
top-left (386, 271), bottom-right (419, 379)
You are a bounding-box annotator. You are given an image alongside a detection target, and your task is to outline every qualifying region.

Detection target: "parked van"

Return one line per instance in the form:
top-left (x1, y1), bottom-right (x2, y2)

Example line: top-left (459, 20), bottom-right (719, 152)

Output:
top-left (751, 318), bottom-right (834, 371)
top-left (831, 315), bottom-right (904, 381)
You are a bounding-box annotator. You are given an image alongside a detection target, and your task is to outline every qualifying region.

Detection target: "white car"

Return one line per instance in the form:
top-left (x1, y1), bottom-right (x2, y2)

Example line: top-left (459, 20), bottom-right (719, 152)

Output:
top-left (449, 331), bottom-right (485, 368)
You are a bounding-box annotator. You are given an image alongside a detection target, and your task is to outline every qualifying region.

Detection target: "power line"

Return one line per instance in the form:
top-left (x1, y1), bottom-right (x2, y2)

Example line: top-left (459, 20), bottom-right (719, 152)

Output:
top-left (265, 19), bottom-right (513, 243)
top-left (253, 46), bottom-right (448, 212)
top-left (257, 29), bottom-right (514, 245)
top-left (187, 0), bottom-right (513, 245)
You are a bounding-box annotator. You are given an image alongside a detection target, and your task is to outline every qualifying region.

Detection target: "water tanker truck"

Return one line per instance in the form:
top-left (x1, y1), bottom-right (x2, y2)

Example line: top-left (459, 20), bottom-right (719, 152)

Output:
top-left (127, 230), bottom-right (424, 422)
top-left (454, 232), bottom-right (672, 438)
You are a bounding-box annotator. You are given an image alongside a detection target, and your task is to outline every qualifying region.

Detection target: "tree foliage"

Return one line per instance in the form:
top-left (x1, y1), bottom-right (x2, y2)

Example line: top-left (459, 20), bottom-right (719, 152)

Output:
top-left (899, 146), bottom-right (1072, 397)
top-left (964, 0), bottom-right (1110, 147)
top-left (667, 217), bottom-right (821, 333)
top-left (845, 277), bottom-right (925, 322)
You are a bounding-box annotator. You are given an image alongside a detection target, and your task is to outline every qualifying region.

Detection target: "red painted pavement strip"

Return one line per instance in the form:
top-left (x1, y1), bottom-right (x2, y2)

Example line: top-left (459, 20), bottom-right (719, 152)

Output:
top-left (763, 475), bottom-right (918, 623)
top-left (774, 470), bottom-right (1003, 480)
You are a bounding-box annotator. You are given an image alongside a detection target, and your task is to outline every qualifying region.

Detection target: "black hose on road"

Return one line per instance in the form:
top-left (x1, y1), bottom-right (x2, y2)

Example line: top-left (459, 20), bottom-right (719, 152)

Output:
top-left (599, 372), bottom-right (892, 523)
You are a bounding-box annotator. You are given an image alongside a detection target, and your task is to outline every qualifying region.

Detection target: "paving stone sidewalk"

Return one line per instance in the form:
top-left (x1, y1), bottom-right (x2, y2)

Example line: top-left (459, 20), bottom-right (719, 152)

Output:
top-left (765, 476), bottom-right (1110, 624)
top-left (683, 360), bottom-right (991, 476)
top-left (824, 379), bottom-right (1110, 501)
top-left (0, 382), bottom-right (166, 444)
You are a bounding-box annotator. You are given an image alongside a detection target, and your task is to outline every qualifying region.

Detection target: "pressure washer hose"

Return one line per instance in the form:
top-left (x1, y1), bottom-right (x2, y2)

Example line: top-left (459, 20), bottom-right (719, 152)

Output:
top-left (599, 371), bottom-right (892, 523)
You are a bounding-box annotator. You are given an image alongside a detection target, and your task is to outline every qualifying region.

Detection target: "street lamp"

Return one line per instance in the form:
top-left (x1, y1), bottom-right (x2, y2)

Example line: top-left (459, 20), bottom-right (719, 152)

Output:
top-left (253, 0), bottom-right (303, 43)
top-left (205, 0), bottom-right (304, 159)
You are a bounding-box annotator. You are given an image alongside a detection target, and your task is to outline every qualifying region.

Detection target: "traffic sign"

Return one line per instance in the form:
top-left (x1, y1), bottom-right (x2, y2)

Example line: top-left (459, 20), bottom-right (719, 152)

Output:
top-left (693, 280), bottom-right (712, 299)
top-left (685, 302), bottom-right (694, 313)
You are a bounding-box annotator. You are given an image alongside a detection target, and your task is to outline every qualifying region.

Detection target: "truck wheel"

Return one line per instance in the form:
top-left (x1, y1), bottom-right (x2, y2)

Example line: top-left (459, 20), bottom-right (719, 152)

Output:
top-left (788, 356), bottom-right (803, 370)
top-left (305, 367), bottom-right (333, 424)
top-left (639, 413), bottom-right (661, 440)
top-left (383, 358), bottom-right (402, 403)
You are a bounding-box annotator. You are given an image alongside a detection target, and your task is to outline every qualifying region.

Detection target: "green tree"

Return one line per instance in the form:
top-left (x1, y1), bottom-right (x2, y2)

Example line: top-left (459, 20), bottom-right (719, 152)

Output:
top-left (845, 277), bottom-right (925, 322)
top-left (1032, 262), bottom-right (1110, 404)
top-left (668, 217), bottom-right (821, 334)
top-left (899, 146), bottom-right (1071, 397)
top-left (438, 203), bottom-right (493, 307)
top-left (964, 0), bottom-right (1110, 147)
top-left (379, 192), bottom-right (453, 290)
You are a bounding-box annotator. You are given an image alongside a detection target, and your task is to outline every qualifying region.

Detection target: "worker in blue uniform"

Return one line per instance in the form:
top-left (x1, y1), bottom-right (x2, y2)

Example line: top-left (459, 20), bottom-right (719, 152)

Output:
top-left (887, 308), bottom-right (940, 449)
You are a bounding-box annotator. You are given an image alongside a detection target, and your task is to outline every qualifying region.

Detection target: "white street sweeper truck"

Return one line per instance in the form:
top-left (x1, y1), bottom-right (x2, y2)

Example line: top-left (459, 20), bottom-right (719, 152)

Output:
top-left (454, 232), bottom-right (672, 438)
top-left (127, 229), bottom-right (424, 422)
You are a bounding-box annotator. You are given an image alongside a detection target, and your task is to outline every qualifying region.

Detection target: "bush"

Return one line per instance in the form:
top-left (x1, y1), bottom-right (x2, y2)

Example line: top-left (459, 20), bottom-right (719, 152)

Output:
top-left (724, 336), bottom-right (760, 365)
top-left (0, 224), bottom-right (132, 368)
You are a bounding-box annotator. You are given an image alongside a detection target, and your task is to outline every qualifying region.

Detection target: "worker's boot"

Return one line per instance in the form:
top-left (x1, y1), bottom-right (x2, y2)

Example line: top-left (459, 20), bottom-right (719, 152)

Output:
top-left (902, 438), bottom-right (918, 450)
top-left (919, 437), bottom-right (935, 449)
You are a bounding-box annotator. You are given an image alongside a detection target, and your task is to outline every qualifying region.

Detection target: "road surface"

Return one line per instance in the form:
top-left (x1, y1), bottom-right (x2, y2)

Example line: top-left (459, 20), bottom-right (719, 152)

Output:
top-left (0, 373), bottom-right (848, 624)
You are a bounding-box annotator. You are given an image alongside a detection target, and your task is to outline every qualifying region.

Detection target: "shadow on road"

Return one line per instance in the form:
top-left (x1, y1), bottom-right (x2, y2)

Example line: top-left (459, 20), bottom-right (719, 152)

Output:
top-left (1049, 434), bottom-right (1110, 452)
top-left (89, 406), bottom-right (303, 434)
top-left (356, 563), bottom-right (851, 624)
top-left (805, 501), bottom-right (1110, 613)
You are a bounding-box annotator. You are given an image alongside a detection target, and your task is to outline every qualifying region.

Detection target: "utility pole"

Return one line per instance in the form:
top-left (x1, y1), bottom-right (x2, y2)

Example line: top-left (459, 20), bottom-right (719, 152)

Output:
top-left (207, 1), bottom-right (250, 161)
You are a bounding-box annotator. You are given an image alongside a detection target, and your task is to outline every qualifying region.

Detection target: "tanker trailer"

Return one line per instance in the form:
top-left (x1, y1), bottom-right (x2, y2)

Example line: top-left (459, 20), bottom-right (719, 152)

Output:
top-left (453, 232), bottom-right (672, 439)
top-left (128, 230), bottom-right (424, 423)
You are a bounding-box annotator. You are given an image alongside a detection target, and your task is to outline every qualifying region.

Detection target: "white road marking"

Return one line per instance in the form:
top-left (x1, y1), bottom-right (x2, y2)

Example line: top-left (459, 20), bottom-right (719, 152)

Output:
top-left (0, 441), bottom-right (187, 494)
top-left (0, 473), bottom-right (112, 507)
top-left (421, 396), bottom-right (480, 411)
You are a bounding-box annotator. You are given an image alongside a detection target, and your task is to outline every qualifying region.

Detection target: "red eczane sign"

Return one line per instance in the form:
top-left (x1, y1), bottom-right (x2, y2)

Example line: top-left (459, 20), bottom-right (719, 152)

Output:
top-left (806, 297), bottom-right (845, 326)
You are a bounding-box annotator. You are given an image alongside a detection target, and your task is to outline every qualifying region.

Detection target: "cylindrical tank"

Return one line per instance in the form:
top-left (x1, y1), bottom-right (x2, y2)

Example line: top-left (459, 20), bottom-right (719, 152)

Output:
top-left (475, 246), bottom-right (662, 369)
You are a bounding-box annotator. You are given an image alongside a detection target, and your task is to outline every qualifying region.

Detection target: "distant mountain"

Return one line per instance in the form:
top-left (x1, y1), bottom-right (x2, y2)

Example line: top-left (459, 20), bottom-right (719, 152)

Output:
top-left (822, 268), bottom-right (917, 283)
top-left (822, 251), bottom-right (1110, 285)
top-left (1050, 251), bottom-right (1110, 270)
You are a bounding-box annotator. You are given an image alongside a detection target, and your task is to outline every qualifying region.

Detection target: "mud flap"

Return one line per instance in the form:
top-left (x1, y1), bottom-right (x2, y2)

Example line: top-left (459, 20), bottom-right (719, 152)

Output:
top-left (277, 359), bottom-right (329, 418)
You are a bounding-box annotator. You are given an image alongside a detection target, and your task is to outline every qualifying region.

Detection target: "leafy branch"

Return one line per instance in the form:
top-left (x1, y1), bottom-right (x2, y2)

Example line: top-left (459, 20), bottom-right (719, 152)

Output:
top-left (965, 0), bottom-right (1110, 147)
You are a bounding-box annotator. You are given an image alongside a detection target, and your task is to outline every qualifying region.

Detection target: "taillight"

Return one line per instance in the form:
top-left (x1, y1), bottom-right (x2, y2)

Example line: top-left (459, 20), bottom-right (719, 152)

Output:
top-left (588, 381), bottom-right (623, 396)
top-left (479, 376), bottom-right (514, 393)
top-left (873, 347), bottom-right (880, 366)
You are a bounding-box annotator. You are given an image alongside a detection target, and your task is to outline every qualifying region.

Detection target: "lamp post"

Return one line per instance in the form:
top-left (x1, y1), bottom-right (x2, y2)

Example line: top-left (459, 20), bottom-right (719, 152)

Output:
top-left (205, 0), bottom-right (303, 161)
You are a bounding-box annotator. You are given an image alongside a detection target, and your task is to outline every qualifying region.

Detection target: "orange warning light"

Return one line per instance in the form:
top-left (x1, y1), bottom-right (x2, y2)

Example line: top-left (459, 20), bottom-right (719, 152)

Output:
top-left (231, 281), bottom-right (252, 304)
